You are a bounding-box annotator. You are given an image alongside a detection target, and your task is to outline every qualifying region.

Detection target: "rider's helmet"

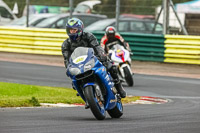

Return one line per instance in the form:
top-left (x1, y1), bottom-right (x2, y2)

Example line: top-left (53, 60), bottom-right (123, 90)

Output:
top-left (105, 26), bottom-right (116, 41)
top-left (66, 18), bottom-right (84, 41)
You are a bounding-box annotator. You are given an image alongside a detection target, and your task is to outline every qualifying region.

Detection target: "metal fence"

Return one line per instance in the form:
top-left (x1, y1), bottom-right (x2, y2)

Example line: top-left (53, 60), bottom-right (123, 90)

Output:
top-left (3, 0), bottom-right (200, 35)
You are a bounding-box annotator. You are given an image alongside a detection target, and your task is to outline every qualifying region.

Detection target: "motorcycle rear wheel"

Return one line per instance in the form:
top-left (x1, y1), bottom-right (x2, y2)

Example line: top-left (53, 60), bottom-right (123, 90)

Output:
top-left (124, 66), bottom-right (134, 86)
top-left (107, 100), bottom-right (123, 118)
top-left (84, 86), bottom-right (106, 120)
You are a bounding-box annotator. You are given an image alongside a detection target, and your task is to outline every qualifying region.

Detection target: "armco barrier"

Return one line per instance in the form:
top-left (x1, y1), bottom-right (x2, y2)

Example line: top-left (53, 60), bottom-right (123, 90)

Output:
top-left (165, 35), bottom-right (200, 65)
top-left (122, 32), bottom-right (165, 62)
top-left (0, 26), bottom-right (66, 55)
top-left (92, 32), bottom-right (165, 62)
top-left (0, 26), bottom-right (199, 65)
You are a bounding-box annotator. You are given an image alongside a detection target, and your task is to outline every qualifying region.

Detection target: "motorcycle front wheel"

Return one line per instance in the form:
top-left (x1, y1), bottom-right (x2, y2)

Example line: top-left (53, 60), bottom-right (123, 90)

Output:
top-left (84, 86), bottom-right (106, 120)
top-left (124, 66), bottom-right (134, 86)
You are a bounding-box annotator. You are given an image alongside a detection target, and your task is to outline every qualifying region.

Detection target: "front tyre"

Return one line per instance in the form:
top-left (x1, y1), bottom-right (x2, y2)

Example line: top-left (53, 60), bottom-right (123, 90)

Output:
top-left (108, 100), bottom-right (123, 118)
top-left (84, 86), bottom-right (106, 120)
top-left (124, 66), bottom-right (134, 86)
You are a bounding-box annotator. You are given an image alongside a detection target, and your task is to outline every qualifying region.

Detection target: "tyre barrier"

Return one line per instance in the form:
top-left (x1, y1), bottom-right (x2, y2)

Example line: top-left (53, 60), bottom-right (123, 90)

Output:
top-left (0, 26), bottom-right (199, 65)
top-left (164, 35), bottom-right (200, 65)
top-left (0, 26), bottom-right (66, 55)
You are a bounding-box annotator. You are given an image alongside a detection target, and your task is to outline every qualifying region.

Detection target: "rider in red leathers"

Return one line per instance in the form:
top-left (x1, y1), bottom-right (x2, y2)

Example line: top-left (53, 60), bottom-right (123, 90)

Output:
top-left (100, 26), bottom-right (131, 54)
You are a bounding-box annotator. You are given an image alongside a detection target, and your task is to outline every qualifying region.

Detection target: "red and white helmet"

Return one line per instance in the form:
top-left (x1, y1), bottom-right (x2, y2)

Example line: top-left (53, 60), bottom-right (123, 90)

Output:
top-left (105, 26), bottom-right (116, 39)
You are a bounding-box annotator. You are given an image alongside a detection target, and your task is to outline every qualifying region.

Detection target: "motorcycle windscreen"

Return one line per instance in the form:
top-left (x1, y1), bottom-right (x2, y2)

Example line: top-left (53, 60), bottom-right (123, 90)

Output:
top-left (111, 44), bottom-right (122, 50)
top-left (71, 47), bottom-right (89, 60)
top-left (70, 47), bottom-right (89, 64)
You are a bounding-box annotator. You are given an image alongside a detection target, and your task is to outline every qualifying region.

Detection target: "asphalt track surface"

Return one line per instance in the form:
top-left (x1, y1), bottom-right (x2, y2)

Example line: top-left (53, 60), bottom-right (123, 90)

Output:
top-left (0, 61), bottom-right (200, 133)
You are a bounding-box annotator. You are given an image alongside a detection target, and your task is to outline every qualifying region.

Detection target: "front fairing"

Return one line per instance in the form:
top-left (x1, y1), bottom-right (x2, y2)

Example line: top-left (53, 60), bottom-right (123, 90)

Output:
top-left (67, 47), bottom-right (95, 78)
top-left (109, 44), bottom-right (131, 64)
top-left (67, 47), bottom-right (117, 110)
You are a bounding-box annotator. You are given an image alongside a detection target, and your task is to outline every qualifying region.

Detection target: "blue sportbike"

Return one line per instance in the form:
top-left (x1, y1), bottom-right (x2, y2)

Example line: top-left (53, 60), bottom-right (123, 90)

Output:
top-left (67, 47), bottom-right (123, 120)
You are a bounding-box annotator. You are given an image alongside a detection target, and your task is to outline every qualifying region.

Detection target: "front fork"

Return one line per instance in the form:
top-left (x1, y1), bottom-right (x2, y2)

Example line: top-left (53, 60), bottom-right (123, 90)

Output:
top-left (118, 63), bottom-right (132, 78)
top-left (83, 83), bottom-right (104, 104)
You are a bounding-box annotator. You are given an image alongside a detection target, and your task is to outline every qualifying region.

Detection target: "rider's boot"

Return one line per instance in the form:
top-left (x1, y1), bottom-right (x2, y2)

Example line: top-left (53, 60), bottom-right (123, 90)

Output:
top-left (85, 102), bottom-right (89, 109)
top-left (85, 104), bottom-right (89, 109)
top-left (115, 80), bottom-right (126, 98)
top-left (108, 64), bottom-right (127, 98)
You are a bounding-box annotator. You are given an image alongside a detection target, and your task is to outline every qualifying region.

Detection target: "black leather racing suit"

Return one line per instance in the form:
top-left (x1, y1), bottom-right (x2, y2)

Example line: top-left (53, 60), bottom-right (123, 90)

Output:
top-left (61, 32), bottom-right (106, 67)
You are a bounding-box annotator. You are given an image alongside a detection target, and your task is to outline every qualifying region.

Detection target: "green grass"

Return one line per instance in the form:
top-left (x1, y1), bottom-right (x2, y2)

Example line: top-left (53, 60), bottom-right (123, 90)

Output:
top-left (0, 82), bottom-right (140, 107)
top-left (0, 82), bottom-right (84, 107)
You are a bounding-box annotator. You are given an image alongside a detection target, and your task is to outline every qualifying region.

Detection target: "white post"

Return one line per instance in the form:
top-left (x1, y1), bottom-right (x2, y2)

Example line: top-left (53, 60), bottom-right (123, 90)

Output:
top-left (69, 0), bottom-right (73, 18)
top-left (115, 0), bottom-right (120, 32)
top-left (163, 0), bottom-right (168, 34)
top-left (26, 0), bottom-right (30, 27)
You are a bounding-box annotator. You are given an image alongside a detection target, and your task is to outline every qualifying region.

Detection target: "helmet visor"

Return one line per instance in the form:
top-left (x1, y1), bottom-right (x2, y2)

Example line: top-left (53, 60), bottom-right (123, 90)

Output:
top-left (66, 27), bottom-right (79, 34)
top-left (107, 33), bottom-right (115, 39)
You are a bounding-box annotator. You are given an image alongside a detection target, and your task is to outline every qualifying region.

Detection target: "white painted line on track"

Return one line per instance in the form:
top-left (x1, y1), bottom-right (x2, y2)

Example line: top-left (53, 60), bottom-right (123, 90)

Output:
top-left (161, 96), bottom-right (200, 99)
top-left (40, 103), bottom-right (84, 107)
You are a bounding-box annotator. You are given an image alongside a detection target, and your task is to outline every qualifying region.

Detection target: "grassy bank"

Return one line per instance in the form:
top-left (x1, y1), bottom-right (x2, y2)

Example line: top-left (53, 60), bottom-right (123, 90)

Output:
top-left (0, 82), bottom-right (139, 107)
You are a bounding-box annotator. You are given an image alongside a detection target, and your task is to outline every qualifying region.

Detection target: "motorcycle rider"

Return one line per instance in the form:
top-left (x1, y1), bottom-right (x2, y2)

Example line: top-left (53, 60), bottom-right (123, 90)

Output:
top-left (61, 18), bottom-right (126, 104)
top-left (100, 26), bottom-right (131, 54)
